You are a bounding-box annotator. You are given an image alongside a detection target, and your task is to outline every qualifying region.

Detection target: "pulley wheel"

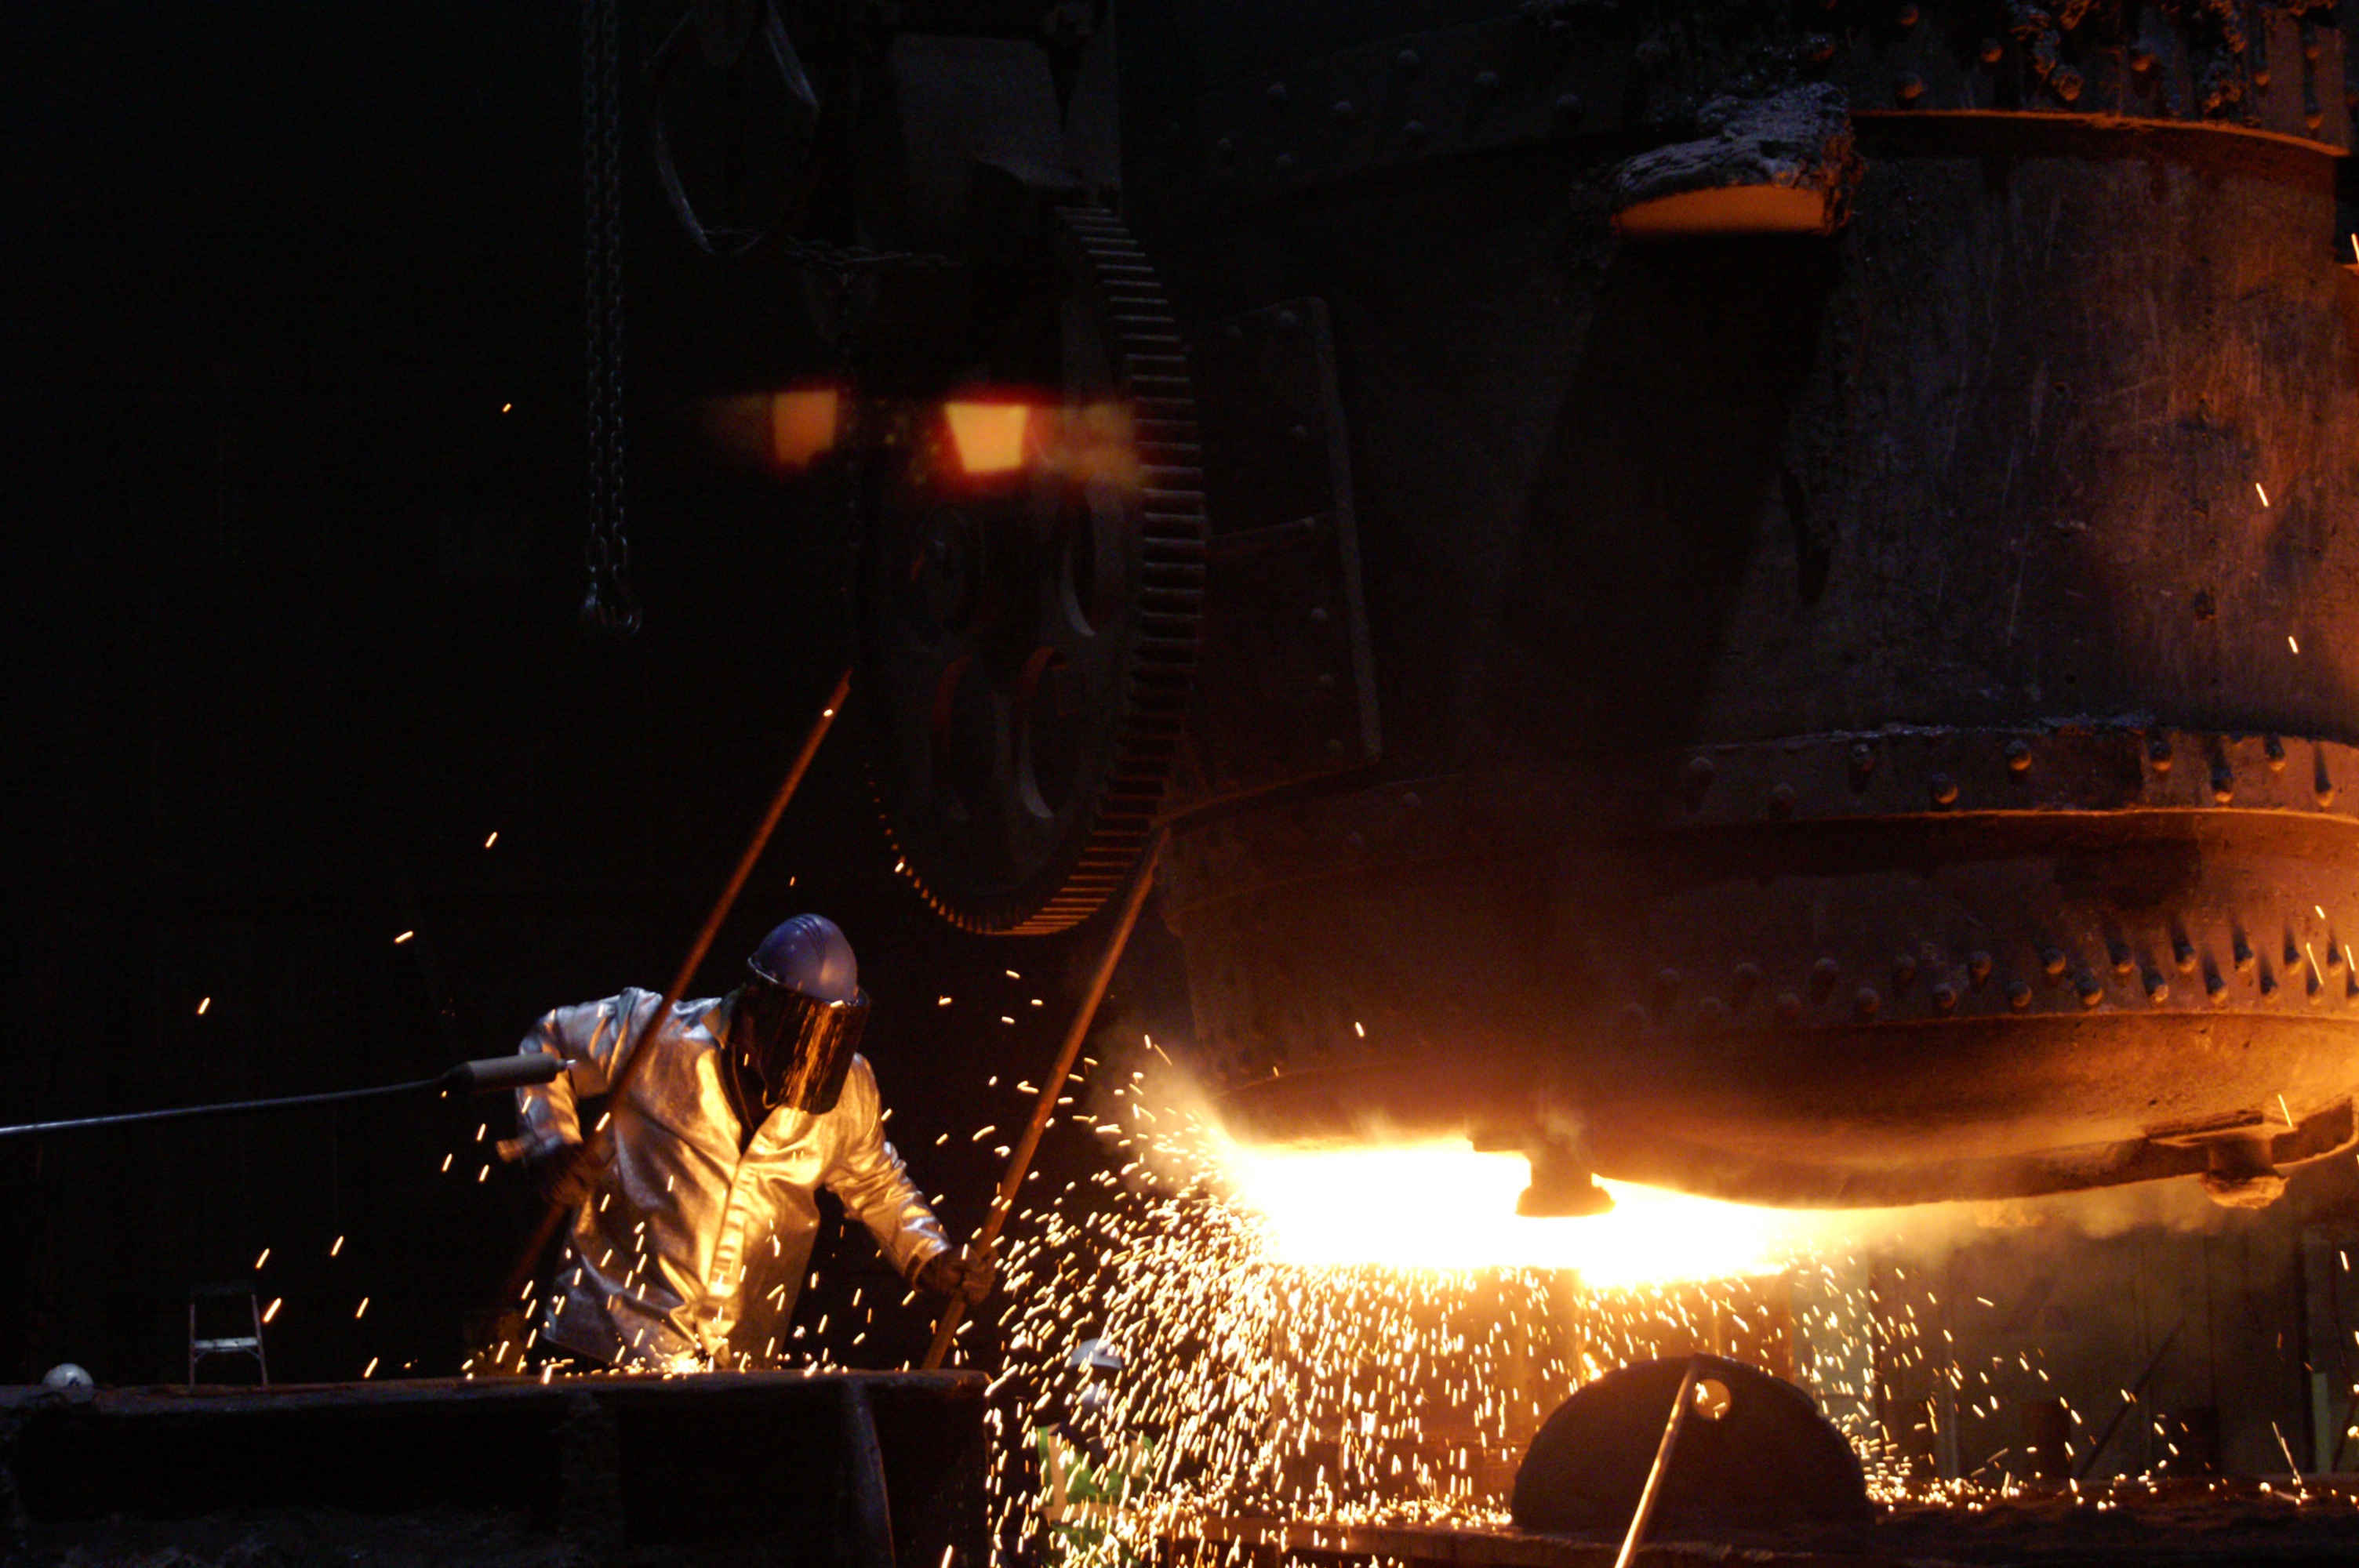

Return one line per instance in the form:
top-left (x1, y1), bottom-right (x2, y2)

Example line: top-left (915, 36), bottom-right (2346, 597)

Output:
top-left (860, 209), bottom-right (1205, 934)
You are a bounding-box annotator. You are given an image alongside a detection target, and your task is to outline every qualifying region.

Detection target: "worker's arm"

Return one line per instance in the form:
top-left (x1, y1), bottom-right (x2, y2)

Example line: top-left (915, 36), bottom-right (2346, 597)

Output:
top-left (513, 988), bottom-right (659, 1202)
top-left (823, 1056), bottom-right (993, 1300)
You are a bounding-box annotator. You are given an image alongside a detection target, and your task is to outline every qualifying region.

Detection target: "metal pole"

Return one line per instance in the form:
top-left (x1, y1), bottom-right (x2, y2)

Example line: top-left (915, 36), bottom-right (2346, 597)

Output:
top-left (0, 1080), bottom-right (433, 1141)
top-left (2073, 1316), bottom-right (2185, 1482)
top-left (920, 832), bottom-right (1165, 1371)
top-left (1613, 1357), bottom-right (1702, 1568)
top-left (0, 1055), bottom-right (560, 1142)
top-left (497, 667), bottom-right (853, 1308)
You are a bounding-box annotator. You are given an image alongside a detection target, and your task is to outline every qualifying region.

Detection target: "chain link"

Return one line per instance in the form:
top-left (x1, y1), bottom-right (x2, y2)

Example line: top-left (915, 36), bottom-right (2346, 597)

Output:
top-left (581, 0), bottom-right (638, 637)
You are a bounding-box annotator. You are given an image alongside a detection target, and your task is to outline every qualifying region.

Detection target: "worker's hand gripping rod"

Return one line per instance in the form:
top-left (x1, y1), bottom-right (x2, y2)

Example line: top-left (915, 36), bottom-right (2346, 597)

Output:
top-left (921, 831), bottom-right (1165, 1371)
top-left (496, 667), bottom-right (853, 1310)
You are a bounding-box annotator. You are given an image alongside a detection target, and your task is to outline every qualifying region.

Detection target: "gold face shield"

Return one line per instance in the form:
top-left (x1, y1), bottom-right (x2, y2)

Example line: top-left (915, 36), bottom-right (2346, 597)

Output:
top-left (732, 981), bottom-right (870, 1114)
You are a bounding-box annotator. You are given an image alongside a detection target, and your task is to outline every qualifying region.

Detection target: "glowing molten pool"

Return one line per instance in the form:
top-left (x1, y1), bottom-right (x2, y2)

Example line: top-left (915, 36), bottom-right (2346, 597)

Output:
top-left (1219, 1140), bottom-right (1822, 1287)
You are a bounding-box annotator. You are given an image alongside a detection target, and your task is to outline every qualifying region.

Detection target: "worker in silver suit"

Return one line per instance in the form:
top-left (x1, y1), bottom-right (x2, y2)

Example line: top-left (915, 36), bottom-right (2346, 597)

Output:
top-left (514, 913), bottom-right (993, 1369)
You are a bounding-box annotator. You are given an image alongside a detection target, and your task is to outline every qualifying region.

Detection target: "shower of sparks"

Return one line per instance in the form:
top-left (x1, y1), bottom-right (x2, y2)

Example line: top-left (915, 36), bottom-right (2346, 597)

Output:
top-left (979, 1169), bottom-right (1946, 1560)
top-left (940, 1050), bottom-right (2359, 1567)
top-left (2255, 482), bottom-right (2270, 507)
top-left (964, 1071), bottom-right (2009, 1566)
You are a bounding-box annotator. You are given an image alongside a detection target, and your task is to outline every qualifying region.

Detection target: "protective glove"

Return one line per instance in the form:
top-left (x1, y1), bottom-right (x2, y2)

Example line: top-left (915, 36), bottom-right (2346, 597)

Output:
top-left (914, 1240), bottom-right (997, 1305)
top-left (528, 1140), bottom-right (601, 1209)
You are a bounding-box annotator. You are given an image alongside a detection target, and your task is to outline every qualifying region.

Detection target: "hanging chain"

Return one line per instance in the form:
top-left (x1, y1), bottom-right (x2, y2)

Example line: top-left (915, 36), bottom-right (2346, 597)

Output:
top-left (580, 0), bottom-right (639, 637)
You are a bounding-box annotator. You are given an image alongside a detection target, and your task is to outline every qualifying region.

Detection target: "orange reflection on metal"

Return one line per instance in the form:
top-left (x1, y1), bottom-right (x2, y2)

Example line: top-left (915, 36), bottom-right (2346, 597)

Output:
top-left (944, 401), bottom-right (1032, 475)
top-left (771, 387), bottom-right (840, 470)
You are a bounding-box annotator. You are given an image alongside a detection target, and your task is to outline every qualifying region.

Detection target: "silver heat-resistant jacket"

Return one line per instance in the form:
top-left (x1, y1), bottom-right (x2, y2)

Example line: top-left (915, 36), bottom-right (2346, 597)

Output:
top-left (515, 986), bottom-right (951, 1367)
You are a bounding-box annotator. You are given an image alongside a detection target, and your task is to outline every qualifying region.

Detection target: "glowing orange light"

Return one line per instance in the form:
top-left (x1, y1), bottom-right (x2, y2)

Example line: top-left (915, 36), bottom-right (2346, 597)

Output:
top-left (771, 387), bottom-right (841, 469)
top-left (944, 401), bottom-right (1032, 475)
top-left (1215, 1138), bottom-right (1881, 1287)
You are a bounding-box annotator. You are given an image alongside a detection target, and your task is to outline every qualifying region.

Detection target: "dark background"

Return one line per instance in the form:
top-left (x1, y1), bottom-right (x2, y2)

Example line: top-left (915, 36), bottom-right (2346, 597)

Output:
top-left (0, 2), bottom-right (1169, 1385)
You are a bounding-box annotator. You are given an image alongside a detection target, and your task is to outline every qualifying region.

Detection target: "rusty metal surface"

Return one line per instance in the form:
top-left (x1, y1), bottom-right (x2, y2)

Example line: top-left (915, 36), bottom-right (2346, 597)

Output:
top-left (0, 1370), bottom-right (986, 1566)
top-left (1107, 0), bottom-right (2359, 1205)
top-left (1187, 2), bottom-right (2346, 202)
top-left (1172, 297), bottom-right (1380, 811)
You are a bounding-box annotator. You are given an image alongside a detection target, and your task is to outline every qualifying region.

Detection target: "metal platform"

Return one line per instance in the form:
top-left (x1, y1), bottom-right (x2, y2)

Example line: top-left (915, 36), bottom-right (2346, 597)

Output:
top-left (1169, 1486), bottom-right (2359, 1568)
top-left (0, 1369), bottom-right (987, 1567)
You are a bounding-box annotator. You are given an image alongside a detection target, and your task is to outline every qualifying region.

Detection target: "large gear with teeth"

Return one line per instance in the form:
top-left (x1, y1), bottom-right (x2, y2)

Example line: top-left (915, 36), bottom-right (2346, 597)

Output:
top-left (859, 208), bottom-right (1205, 935)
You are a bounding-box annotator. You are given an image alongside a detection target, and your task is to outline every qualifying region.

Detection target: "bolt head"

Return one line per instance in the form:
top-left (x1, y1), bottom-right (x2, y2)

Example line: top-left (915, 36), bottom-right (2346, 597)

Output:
top-left (1929, 774), bottom-right (1958, 807)
top-left (1931, 982), bottom-right (1958, 1013)
top-left (2006, 978), bottom-right (2033, 1009)
top-left (2005, 739), bottom-right (2032, 773)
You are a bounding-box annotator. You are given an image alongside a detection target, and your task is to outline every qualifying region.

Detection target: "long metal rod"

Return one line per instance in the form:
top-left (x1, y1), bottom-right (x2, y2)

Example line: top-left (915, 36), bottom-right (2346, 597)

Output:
top-left (2072, 1316), bottom-right (2185, 1481)
top-left (1613, 1357), bottom-right (1701, 1568)
top-left (0, 1080), bottom-right (438, 1141)
top-left (921, 832), bottom-right (1165, 1371)
top-left (0, 1054), bottom-right (561, 1142)
top-left (497, 667), bottom-right (853, 1308)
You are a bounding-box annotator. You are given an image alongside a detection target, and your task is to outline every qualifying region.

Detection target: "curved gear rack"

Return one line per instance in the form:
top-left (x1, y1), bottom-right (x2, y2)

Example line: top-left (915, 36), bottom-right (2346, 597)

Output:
top-left (860, 207), bottom-right (1205, 935)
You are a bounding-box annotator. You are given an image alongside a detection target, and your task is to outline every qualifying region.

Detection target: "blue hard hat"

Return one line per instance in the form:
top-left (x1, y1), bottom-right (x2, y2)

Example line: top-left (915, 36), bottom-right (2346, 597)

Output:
top-left (747, 914), bottom-right (860, 1004)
